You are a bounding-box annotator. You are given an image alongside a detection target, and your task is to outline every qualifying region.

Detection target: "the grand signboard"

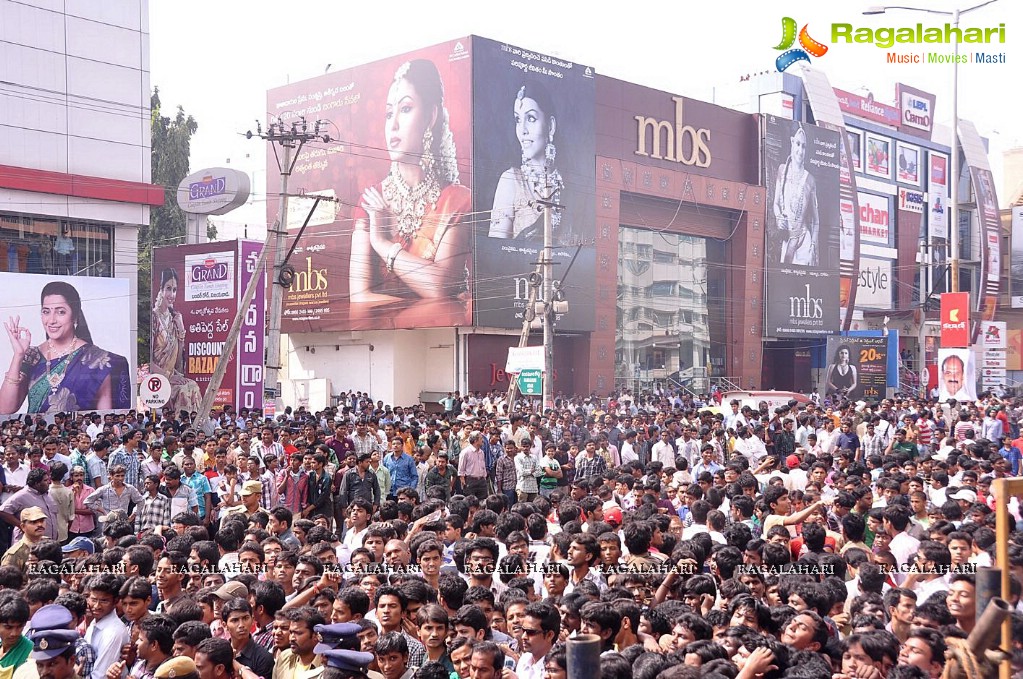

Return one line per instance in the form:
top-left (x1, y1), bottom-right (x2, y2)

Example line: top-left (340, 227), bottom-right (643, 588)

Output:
top-left (267, 39), bottom-right (474, 332)
top-left (763, 116), bottom-right (841, 337)
top-left (472, 37), bottom-right (596, 331)
top-left (151, 241), bottom-right (265, 411)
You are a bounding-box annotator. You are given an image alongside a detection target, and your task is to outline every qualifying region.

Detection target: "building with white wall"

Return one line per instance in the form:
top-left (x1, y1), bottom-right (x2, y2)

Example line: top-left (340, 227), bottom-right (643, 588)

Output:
top-left (0, 0), bottom-right (160, 370)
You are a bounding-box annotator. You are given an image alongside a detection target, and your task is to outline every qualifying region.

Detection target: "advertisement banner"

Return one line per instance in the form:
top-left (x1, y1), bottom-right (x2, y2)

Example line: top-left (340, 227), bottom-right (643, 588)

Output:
top-left (764, 116), bottom-right (841, 337)
top-left (898, 188), bottom-right (924, 214)
top-left (832, 89), bottom-right (901, 127)
top-left (856, 258), bottom-right (893, 310)
top-left (940, 292), bottom-right (970, 348)
top-left (1013, 206), bottom-right (1023, 308)
top-left (152, 241), bottom-right (264, 412)
top-left (237, 241), bottom-right (265, 412)
top-left (981, 320), bottom-right (1006, 349)
top-left (821, 336), bottom-right (888, 401)
top-left (0, 273), bottom-right (133, 414)
top-left (937, 348), bottom-right (977, 402)
top-left (471, 37), bottom-right (596, 331)
top-left (267, 39), bottom-right (474, 332)
top-left (928, 153), bottom-right (948, 240)
top-left (857, 192), bottom-right (891, 244)
top-left (896, 83), bottom-right (936, 140)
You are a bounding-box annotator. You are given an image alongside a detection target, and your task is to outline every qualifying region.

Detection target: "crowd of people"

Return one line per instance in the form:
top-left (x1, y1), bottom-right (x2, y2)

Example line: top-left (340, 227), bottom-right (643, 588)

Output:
top-left (0, 388), bottom-right (1021, 679)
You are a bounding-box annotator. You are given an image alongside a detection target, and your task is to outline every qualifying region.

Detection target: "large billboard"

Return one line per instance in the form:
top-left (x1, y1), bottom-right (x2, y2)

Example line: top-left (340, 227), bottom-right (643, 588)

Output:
top-left (151, 241), bottom-right (265, 412)
top-left (471, 37), bottom-right (596, 331)
top-left (763, 116), bottom-right (841, 337)
top-left (821, 336), bottom-right (888, 402)
top-left (0, 273), bottom-right (133, 414)
top-left (267, 39), bottom-right (474, 332)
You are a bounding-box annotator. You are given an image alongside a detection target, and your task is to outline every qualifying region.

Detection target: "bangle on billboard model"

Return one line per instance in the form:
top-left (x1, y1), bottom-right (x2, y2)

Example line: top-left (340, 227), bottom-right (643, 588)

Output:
top-left (385, 242), bottom-right (402, 273)
top-left (4, 372), bottom-right (23, 385)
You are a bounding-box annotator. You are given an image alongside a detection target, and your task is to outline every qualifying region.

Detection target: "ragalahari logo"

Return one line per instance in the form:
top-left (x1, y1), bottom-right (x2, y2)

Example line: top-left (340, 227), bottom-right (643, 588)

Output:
top-left (773, 17), bottom-right (829, 72)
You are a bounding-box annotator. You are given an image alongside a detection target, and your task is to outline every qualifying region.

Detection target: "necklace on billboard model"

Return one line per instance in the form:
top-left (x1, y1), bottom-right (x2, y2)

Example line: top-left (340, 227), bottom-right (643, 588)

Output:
top-left (45, 337), bottom-right (79, 392)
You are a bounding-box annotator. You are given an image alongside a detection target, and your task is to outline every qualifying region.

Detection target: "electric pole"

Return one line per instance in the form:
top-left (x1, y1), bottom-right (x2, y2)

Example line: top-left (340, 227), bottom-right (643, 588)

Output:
top-left (256, 118), bottom-right (331, 413)
top-left (534, 173), bottom-right (563, 412)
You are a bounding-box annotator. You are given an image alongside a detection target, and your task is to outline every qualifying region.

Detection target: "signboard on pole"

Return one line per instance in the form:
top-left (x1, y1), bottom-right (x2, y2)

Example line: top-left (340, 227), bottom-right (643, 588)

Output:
top-left (517, 369), bottom-right (543, 396)
top-left (506, 346), bottom-right (546, 374)
top-left (940, 292), bottom-right (970, 348)
top-left (139, 374), bottom-right (172, 409)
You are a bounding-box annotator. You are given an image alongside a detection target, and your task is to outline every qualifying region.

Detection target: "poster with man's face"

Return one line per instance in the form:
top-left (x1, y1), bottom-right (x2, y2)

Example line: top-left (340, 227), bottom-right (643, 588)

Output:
top-left (937, 348), bottom-right (977, 402)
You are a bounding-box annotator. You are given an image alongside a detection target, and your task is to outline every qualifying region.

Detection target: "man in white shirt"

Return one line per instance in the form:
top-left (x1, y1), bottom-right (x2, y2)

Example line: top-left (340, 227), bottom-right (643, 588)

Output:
top-left (84, 573), bottom-right (130, 679)
top-left (651, 430), bottom-right (676, 468)
top-left (516, 602), bottom-right (559, 679)
top-left (620, 431), bottom-right (639, 465)
top-left (884, 505), bottom-right (920, 586)
top-left (0, 448), bottom-right (28, 505)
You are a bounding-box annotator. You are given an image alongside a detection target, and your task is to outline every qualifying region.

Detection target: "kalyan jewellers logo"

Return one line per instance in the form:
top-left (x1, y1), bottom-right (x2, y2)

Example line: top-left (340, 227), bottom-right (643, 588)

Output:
top-left (773, 17), bottom-right (829, 72)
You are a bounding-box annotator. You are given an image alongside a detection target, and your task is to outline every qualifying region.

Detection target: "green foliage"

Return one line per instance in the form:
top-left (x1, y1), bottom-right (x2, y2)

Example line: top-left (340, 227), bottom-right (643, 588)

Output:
top-left (139, 87), bottom-right (198, 362)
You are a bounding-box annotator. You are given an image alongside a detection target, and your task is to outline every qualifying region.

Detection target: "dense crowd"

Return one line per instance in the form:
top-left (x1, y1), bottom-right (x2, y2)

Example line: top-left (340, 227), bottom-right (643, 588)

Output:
top-left (0, 388), bottom-right (1021, 679)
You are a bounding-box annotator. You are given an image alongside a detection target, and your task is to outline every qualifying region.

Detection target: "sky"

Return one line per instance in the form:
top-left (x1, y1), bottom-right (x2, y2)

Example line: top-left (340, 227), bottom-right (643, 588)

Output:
top-left (149, 0), bottom-right (1022, 240)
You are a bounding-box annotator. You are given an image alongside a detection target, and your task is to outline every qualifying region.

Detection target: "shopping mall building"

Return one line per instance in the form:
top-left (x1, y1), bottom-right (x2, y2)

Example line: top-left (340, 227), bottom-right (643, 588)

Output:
top-left (266, 36), bottom-right (1003, 407)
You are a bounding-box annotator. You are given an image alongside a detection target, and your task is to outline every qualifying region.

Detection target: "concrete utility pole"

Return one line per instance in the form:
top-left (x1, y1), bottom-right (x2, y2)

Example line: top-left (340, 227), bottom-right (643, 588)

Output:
top-left (255, 118), bottom-right (330, 412)
top-left (534, 174), bottom-right (563, 412)
top-left (193, 117), bottom-right (330, 431)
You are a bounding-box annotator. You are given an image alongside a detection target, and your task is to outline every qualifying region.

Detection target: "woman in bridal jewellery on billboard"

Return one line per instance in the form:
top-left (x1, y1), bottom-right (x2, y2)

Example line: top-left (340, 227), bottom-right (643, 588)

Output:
top-left (772, 122), bottom-right (820, 266)
top-left (348, 59), bottom-right (471, 311)
top-left (488, 80), bottom-right (563, 242)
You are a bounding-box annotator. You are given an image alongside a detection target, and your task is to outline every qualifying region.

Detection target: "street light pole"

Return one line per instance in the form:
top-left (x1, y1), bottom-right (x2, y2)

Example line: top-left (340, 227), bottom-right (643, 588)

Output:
top-left (949, 8), bottom-right (961, 293)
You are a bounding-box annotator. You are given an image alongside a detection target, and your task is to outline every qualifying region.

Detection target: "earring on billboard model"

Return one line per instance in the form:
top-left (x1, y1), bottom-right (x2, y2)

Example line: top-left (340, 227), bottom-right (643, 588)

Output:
top-left (420, 128), bottom-right (435, 177)
top-left (545, 136), bottom-right (557, 168)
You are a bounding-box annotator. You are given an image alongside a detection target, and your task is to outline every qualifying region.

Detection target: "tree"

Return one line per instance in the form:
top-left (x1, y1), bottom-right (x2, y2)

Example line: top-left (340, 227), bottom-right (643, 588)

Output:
top-left (139, 88), bottom-right (198, 362)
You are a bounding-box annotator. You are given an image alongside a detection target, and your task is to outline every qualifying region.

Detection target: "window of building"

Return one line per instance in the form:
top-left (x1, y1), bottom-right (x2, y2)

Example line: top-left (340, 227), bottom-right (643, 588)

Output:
top-left (0, 214), bottom-right (114, 277)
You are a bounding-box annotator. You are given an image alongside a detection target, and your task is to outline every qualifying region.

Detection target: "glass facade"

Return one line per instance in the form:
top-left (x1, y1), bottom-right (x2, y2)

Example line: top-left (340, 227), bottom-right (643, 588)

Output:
top-left (0, 213), bottom-right (113, 277)
top-left (616, 227), bottom-right (727, 390)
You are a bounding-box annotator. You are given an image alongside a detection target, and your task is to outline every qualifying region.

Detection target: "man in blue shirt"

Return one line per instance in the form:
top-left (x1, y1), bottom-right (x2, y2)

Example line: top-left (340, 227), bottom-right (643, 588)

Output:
top-left (382, 437), bottom-right (417, 501)
top-left (999, 439), bottom-right (1022, 476)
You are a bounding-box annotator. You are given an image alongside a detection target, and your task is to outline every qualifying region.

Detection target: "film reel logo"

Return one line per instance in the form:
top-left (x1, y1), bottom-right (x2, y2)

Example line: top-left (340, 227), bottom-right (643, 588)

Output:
top-left (773, 17), bottom-right (829, 72)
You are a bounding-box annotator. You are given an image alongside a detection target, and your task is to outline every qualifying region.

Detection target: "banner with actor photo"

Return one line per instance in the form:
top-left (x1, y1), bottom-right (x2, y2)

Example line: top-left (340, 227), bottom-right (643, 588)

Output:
top-left (937, 348), bottom-right (977, 402)
top-left (267, 39), bottom-right (474, 332)
top-left (0, 273), bottom-right (133, 414)
top-left (764, 116), bottom-right (842, 337)
top-left (152, 241), bottom-right (265, 412)
top-left (471, 37), bottom-right (596, 332)
top-left (821, 336), bottom-right (888, 402)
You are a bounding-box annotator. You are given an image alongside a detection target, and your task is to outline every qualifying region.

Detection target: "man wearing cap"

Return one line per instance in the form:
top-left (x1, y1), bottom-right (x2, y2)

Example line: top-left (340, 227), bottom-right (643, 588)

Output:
top-left (335, 454), bottom-right (380, 518)
top-left (61, 536), bottom-right (95, 560)
top-left (1, 507), bottom-right (47, 571)
top-left (27, 627), bottom-right (79, 679)
top-left (154, 657), bottom-right (198, 679)
top-left (0, 469), bottom-right (58, 544)
top-left (220, 482), bottom-right (263, 528)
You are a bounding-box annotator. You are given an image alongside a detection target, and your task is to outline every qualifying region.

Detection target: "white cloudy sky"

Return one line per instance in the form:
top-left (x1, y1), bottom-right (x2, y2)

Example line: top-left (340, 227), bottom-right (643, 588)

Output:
top-left (150, 0), bottom-right (1021, 239)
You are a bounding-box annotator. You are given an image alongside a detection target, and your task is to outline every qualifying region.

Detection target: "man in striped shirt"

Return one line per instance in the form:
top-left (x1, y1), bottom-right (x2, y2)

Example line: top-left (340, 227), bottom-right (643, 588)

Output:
top-left (251, 427), bottom-right (285, 469)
